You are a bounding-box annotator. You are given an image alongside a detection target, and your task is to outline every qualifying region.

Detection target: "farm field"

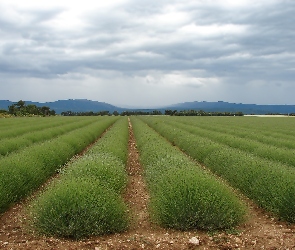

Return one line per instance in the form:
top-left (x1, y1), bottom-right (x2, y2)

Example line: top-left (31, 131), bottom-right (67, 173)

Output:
top-left (0, 116), bottom-right (295, 249)
top-left (139, 116), bottom-right (295, 223)
top-left (0, 116), bottom-right (119, 213)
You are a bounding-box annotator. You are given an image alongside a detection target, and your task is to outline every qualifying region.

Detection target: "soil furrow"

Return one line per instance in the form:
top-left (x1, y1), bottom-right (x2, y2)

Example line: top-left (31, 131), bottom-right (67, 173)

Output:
top-left (124, 118), bottom-right (150, 232)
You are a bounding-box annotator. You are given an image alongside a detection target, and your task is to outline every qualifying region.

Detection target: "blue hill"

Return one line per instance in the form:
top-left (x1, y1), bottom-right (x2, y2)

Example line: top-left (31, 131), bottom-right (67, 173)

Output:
top-left (0, 99), bottom-right (294, 115)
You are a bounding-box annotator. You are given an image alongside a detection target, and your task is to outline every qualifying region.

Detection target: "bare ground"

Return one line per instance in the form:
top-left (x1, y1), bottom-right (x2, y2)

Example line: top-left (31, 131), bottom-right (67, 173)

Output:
top-left (0, 119), bottom-right (295, 249)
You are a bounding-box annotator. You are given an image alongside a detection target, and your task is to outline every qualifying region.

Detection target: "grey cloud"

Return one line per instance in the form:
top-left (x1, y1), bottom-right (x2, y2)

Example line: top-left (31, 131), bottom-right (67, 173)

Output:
top-left (0, 0), bottom-right (294, 105)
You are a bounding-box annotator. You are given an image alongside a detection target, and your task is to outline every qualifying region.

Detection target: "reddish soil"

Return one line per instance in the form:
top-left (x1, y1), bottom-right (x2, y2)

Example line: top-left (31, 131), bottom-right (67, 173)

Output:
top-left (0, 119), bottom-right (295, 249)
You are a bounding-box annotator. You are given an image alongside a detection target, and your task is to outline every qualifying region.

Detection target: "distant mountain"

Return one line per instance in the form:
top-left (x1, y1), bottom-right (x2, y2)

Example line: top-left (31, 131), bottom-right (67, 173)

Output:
top-left (0, 99), bottom-right (295, 115)
top-left (0, 100), bottom-right (12, 111)
top-left (44, 99), bottom-right (124, 114)
top-left (0, 99), bottom-right (124, 114)
top-left (167, 101), bottom-right (295, 115)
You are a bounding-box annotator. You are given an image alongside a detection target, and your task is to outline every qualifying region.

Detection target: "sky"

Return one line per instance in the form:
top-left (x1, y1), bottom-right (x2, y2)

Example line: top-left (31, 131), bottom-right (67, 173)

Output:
top-left (0, 0), bottom-right (294, 108)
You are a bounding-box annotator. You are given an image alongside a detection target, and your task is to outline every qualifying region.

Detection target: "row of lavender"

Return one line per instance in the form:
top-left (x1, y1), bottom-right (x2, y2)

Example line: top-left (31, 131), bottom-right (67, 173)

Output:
top-left (131, 117), bottom-right (247, 230)
top-left (29, 117), bottom-right (130, 239)
top-left (0, 117), bottom-right (118, 213)
top-left (139, 116), bottom-right (295, 222)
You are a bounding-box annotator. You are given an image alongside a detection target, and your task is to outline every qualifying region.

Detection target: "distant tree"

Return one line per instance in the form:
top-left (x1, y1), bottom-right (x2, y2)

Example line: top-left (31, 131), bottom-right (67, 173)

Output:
top-left (99, 111), bottom-right (110, 116)
top-left (61, 111), bottom-right (74, 116)
top-left (0, 109), bottom-right (8, 114)
top-left (8, 104), bottom-right (17, 115)
top-left (40, 106), bottom-right (50, 116)
top-left (165, 110), bottom-right (173, 115)
top-left (16, 100), bottom-right (25, 109)
top-left (113, 111), bottom-right (119, 116)
top-left (198, 110), bottom-right (206, 116)
top-left (26, 104), bottom-right (39, 115)
top-left (49, 110), bottom-right (56, 116)
top-left (234, 112), bottom-right (244, 116)
top-left (152, 110), bottom-right (162, 115)
top-left (7, 100), bottom-right (55, 116)
top-left (169, 109), bottom-right (244, 117)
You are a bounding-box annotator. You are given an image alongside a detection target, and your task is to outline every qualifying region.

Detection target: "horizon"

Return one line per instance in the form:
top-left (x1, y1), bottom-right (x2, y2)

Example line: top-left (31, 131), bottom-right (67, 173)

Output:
top-left (1, 98), bottom-right (295, 110)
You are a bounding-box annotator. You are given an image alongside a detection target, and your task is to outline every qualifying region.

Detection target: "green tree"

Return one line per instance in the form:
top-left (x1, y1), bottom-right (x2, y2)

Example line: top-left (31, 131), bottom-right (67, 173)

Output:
top-left (8, 104), bottom-right (17, 115)
top-left (40, 106), bottom-right (50, 116)
top-left (113, 111), bottom-right (119, 116)
top-left (26, 104), bottom-right (39, 115)
top-left (0, 109), bottom-right (8, 114)
top-left (49, 110), bottom-right (56, 116)
top-left (16, 100), bottom-right (25, 109)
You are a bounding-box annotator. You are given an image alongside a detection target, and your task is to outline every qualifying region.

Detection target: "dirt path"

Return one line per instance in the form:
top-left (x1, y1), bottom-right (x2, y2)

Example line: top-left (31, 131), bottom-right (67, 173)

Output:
top-left (0, 119), bottom-right (295, 249)
top-left (123, 118), bottom-right (151, 232)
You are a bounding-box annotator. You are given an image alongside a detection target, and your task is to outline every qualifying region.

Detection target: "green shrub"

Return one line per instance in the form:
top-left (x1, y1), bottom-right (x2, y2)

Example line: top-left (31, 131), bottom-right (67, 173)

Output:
top-left (0, 118), bottom-right (97, 156)
top-left (140, 116), bottom-right (295, 223)
top-left (205, 148), bottom-right (295, 222)
top-left (29, 117), bottom-right (130, 238)
top-left (131, 117), bottom-right (247, 230)
top-left (162, 116), bottom-right (295, 166)
top-left (150, 166), bottom-right (246, 230)
top-left (0, 117), bottom-right (117, 213)
top-left (63, 153), bottom-right (127, 193)
top-left (88, 118), bottom-right (129, 163)
top-left (0, 155), bottom-right (45, 212)
top-left (30, 179), bottom-right (129, 239)
top-left (0, 117), bottom-right (73, 140)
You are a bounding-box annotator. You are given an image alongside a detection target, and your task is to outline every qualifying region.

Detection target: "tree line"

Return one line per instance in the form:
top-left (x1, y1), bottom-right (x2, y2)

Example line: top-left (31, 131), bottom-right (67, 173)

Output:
top-left (1, 100), bottom-right (245, 117)
top-left (165, 110), bottom-right (244, 116)
top-left (60, 110), bottom-right (162, 116)
top-left (61, 109), bottom-right (244, 116)
top-left (5, 100), bottom-right (56, 116)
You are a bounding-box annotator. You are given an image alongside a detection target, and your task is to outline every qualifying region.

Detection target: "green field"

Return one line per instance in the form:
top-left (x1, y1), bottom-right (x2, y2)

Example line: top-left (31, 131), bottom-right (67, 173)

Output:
top-left (0, 116), bottom-right (294, 239)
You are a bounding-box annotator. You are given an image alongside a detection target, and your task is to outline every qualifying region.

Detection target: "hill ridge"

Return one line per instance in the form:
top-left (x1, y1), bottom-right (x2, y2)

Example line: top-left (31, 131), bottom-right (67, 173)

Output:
top-left (0, 99), bottom-right (294, 115)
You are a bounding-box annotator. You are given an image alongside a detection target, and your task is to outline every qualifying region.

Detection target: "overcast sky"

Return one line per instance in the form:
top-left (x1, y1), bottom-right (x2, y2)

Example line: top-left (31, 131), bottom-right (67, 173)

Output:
top-left (0, 0), bottom-right (294, 107)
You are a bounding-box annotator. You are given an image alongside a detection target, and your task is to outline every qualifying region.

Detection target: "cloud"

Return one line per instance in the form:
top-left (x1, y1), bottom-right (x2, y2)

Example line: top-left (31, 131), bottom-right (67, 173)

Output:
top-left (0, 0), bottom-right (294, 106)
